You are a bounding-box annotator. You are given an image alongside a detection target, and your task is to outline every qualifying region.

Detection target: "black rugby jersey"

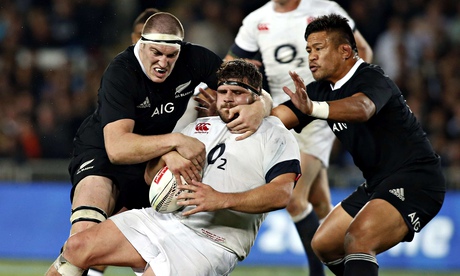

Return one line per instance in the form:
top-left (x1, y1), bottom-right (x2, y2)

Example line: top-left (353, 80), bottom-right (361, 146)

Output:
top-left (285, 63), bottom-right (441, 188)
top-left (73, 42), bottom-right (223, 155)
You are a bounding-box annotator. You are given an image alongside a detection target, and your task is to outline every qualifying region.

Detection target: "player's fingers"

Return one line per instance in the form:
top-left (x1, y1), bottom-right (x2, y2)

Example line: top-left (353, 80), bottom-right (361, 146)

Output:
top-left (194, 96), bottom-right (209, 107)
top-left (235, 130), bottom-right (254, 141)
top-left (199, 88), bottom-right (216, 101)
top-left (283, 86), bottom-right (295, 97)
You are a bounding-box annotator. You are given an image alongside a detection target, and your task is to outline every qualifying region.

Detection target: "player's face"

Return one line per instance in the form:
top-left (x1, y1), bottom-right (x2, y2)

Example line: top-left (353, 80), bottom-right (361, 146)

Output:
top-left (139, 43), bottom-right (180, 83)
top-left (216, 80), bottom-right (257, 123)
top-left (306, 31), bottom-right (344, 83)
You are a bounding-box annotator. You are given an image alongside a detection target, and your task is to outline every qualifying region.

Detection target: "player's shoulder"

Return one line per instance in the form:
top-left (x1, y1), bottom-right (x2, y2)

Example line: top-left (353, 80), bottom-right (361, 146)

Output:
top-left (300, 0), bottom-right (351, 21)
top-left (300, 0), bottom-right (345, 10)
top-left (355, 63), bottom-right (386, 78)
top-left (105, 46), bottom-right (141, 81)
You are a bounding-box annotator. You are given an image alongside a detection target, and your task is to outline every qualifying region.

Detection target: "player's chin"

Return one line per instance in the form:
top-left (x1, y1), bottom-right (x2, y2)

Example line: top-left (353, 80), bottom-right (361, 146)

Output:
top-left (218, 110), bottom-right (233, 123)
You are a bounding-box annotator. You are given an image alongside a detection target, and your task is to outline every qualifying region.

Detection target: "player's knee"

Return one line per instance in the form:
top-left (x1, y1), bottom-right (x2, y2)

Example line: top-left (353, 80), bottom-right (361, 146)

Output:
top-left (286, 196), bottom-right (309, 216)
top-left (65, 235), bottom-right (88, 261)
top-left (343, 228), bottom-right (377, 255)
top-left (311, 232), bottom-right (324, 258)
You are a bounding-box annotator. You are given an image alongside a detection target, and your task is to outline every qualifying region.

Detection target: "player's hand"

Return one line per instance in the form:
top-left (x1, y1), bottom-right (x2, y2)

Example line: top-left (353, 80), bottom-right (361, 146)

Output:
top-left (283, 71), bottom-right (313, 115)
top-left (194, 87), bottom-right (217, 117)
top-left (226, 96), bottom-right (263, 141)
top-left (162, 151), bottom-right (202, 183)
top-left (177, 179), bottom-right (225, 216)
top-left (175, 134), bottom-right (206, 177)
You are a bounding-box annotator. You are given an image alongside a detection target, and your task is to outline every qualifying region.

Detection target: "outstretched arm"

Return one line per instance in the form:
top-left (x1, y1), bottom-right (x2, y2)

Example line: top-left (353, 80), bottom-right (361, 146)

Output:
top-left (283, 71), bottom-right (376, 122)
top-left (177, 173), bottom-right (296, 216)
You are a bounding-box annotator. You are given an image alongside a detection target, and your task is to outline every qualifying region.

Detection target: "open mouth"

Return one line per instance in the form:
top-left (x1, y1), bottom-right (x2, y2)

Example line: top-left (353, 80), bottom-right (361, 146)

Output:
top-left (155, 68), bottom-right (167, 74)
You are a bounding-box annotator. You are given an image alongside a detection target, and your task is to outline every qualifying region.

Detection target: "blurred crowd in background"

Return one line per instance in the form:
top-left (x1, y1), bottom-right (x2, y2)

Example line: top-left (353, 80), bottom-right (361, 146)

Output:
top-left (0, 0), bottom-right (459, 188)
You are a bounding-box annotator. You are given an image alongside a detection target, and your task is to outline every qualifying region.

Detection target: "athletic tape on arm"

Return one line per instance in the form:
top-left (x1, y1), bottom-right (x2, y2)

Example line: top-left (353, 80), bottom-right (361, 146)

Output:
top-left (310, 101), bottom-right (329, 119)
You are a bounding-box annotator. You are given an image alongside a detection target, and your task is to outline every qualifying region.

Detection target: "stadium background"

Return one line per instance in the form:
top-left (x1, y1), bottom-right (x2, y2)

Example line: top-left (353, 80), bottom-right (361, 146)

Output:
top-left (0, 0), bottom-right (459, 274)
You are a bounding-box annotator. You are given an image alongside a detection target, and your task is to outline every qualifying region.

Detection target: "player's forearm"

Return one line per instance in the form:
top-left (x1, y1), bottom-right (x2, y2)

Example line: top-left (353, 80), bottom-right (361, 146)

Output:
top-left (224, 181), bottom-right (293, 213)
top-left (106, 132), bottom-right (183, 165)
top-left (324, 93), bottom-right (376, 122)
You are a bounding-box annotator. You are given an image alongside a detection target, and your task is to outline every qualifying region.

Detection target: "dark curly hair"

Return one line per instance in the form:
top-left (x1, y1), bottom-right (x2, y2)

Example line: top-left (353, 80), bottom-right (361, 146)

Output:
top-left (217, 59), bottom-right (262, 93)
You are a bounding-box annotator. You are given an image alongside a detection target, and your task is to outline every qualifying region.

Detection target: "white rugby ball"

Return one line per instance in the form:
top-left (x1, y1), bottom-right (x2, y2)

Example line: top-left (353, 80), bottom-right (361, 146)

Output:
top-left (149, 166), bottom-right (187, 213)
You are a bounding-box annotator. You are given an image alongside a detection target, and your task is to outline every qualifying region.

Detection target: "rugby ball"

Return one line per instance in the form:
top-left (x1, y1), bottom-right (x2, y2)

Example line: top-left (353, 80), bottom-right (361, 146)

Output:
top-left (149, 166), bottom-right (187, 213)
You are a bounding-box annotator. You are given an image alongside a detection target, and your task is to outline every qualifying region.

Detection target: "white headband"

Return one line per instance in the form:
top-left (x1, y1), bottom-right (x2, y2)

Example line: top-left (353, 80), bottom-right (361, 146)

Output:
top-left (140, 33), bottom-right (183, 48)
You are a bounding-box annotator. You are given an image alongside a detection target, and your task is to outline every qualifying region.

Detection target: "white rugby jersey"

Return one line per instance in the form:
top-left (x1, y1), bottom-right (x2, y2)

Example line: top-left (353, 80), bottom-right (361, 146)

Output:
top-left (234, 0), bottom-right (356, 106)
top-left (176, 116), bottom-right (300, 260)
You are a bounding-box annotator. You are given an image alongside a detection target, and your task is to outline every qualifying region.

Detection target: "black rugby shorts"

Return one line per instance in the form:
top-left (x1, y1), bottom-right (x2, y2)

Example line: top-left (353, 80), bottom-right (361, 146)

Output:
top-left (341, 160), bottom-right (445, 242)
top-left (68, 148), bottom-right (150, 211)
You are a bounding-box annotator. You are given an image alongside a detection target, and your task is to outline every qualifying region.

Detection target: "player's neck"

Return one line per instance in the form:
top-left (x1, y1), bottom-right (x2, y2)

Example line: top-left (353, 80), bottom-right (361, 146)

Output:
top-left (274, 0), bottom-right (301, 13)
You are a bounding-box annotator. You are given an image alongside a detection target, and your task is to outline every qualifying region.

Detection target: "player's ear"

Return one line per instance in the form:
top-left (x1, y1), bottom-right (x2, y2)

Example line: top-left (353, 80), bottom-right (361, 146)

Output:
top-left (340, 44), bottom-right (353, 60)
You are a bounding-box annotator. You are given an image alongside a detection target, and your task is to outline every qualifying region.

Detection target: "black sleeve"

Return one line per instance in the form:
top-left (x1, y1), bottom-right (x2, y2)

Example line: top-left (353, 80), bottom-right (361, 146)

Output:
top-left (99, 63), bottom-right (139, 127)
top-left (228, 43), bottom-right (258, 59)
top-left (281, 100), bottom-right (315, 133)
top-left (353, 66), bottom-right (394, 114)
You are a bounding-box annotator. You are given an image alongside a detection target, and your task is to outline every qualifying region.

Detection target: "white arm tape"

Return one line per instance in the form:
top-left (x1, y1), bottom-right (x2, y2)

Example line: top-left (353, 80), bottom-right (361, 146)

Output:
top-left (310, 101), bottom-right (329, 119)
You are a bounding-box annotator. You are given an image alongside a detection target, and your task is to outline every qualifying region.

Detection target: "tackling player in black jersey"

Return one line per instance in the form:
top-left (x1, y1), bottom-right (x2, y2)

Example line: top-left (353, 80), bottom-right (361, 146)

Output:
top-left (272, 14), bottom-right (446, 276)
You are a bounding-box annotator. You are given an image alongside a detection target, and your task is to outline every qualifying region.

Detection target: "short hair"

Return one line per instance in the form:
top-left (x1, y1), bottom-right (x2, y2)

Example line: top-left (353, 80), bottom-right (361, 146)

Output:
top-left (132, 8), bottom-right (160, 30)
top-left (217, 59), bottom-right (262, 93)
top-left (304, 14), bottom-right (358, 54)
top-left (143, 12), bottom-right (184, 38)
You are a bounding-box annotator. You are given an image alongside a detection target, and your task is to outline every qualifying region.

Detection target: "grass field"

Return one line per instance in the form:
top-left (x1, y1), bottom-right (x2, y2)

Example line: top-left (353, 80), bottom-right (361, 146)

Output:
top-left (1, 260), bottom-right (458, 276)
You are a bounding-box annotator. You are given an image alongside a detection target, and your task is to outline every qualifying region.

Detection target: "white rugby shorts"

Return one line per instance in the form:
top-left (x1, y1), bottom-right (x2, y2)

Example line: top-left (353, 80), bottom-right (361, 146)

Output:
top-left (110, 208), bottom-right (238, 276)
top-left (291, 119), bottom-right (335, 168)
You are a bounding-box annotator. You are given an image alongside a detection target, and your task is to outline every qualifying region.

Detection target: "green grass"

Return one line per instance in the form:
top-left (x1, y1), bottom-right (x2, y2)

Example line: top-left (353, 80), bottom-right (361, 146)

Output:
top-left (0, 260), bottom-right (457, 276)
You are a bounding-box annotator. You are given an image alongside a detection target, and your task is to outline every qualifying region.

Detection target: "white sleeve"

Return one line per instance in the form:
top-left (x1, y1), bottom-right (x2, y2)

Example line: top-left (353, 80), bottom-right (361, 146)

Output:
top-left (234, 14), bottom-right (260, 53)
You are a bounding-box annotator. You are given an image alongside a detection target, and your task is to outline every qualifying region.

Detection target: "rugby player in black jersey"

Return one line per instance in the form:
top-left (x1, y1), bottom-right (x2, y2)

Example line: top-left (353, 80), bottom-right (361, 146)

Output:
top-left (46, 12), bottom-right (272, 276)
top-left (272, 14), bottom-right (446, 276)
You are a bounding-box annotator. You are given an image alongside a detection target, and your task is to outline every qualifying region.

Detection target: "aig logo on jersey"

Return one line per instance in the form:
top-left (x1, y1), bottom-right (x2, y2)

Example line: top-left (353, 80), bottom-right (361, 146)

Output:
top-left (195, 122), bottom-right (210, 134)
top-left (151, 103), bottom-right (174, 117)
top-left (332, 122), bottom-right (348, 132)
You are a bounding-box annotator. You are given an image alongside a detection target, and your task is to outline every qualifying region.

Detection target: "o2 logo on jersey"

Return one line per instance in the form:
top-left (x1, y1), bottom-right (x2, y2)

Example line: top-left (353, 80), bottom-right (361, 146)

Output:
top-left (151, 102), bottom-right (174, 117)
top-left (274, 44), bottom-right (306, 68)
top-left (207, 143), bottom-right (227, 170)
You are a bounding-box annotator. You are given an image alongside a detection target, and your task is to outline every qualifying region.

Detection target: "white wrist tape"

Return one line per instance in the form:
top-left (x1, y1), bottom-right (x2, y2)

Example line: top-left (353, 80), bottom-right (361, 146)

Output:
top-left (310, 101), bottom-right (329, 119)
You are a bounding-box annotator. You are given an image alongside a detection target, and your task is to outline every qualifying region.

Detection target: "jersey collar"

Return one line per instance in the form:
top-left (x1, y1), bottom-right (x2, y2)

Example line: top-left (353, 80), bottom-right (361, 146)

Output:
top-left (330, 58), bottom-right (364, 91)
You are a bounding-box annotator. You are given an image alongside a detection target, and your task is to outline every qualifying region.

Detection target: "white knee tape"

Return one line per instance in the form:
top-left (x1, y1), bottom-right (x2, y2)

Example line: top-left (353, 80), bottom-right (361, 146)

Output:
top-left (53, 254), bottom-right (85, 276)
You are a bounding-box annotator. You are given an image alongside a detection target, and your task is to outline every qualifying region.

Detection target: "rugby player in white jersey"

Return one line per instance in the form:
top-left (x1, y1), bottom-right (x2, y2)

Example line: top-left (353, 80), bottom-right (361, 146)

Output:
top-left (225, 1), bottom-right (373, 274)
top-left (46, 59), bottom-right (301, 276)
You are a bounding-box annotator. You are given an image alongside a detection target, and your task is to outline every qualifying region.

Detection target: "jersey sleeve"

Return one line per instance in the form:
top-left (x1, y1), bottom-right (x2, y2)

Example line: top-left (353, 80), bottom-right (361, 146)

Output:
top-left (353, 66), bottom-right (394, 114)
top-left (279, 100), bottom-right (315, 133)
top-left (233, 13), bottom-right (260, 54)
top-left (99, 63), bottom-right (140, 128)
top-left (263, 118), bottom-right (301, 183)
